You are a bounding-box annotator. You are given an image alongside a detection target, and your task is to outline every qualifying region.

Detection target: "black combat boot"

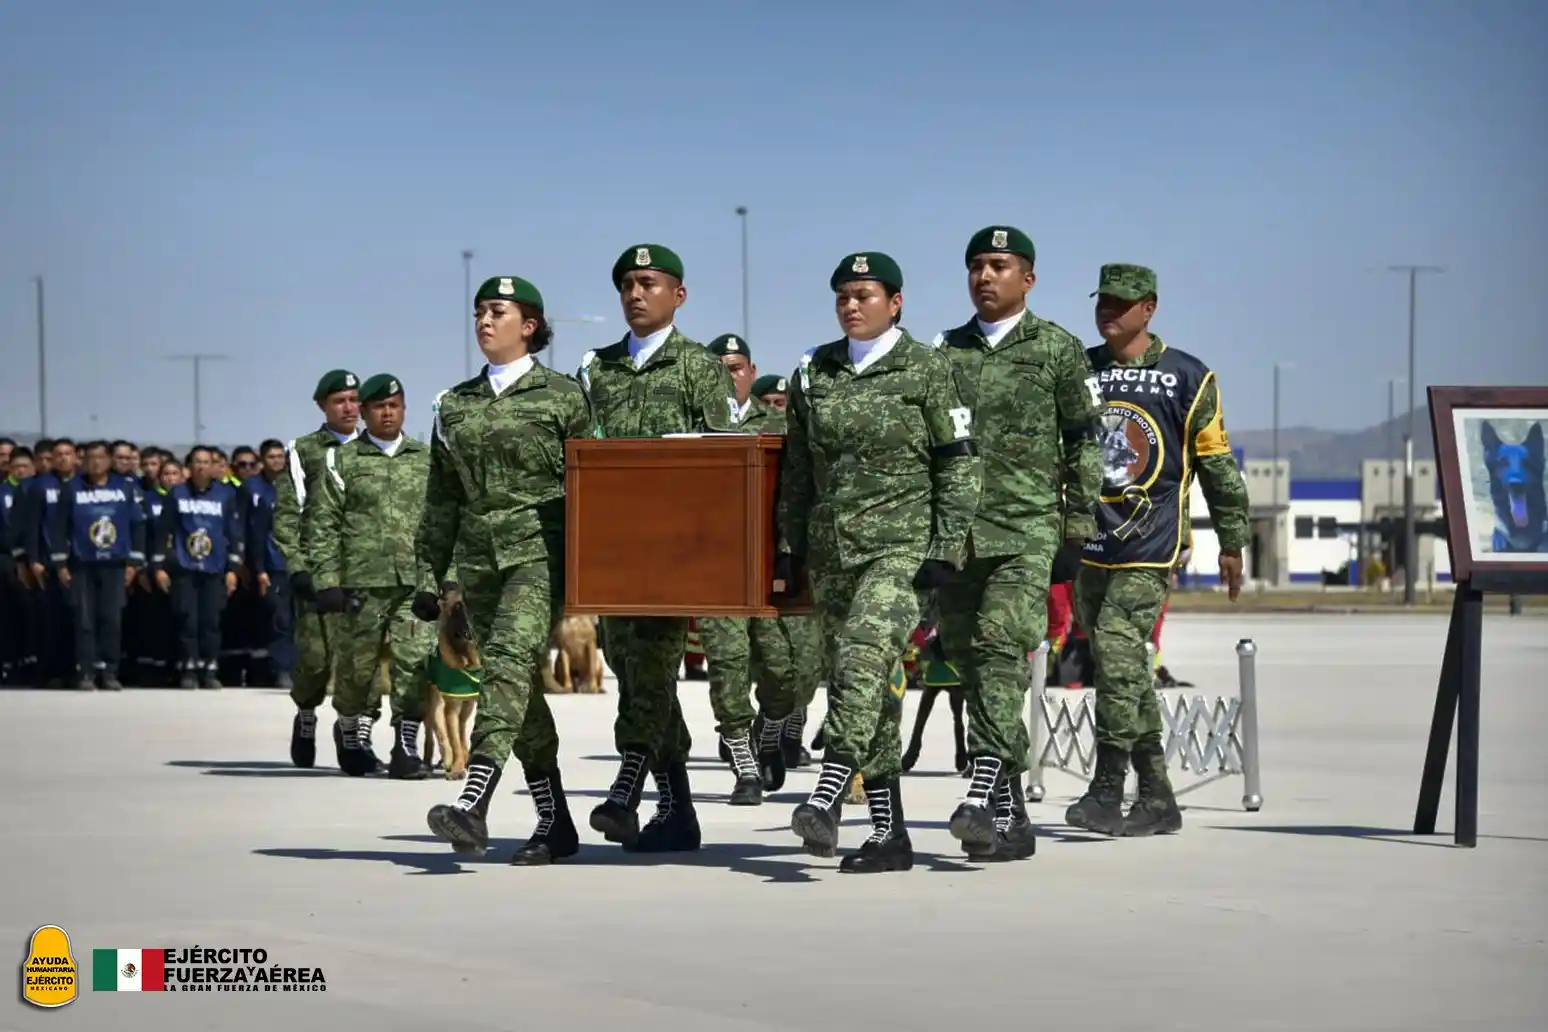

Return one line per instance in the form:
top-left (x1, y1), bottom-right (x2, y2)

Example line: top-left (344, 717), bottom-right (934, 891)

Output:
top-left (755, 712), bottom-right (787, 791)
top-left (426, 755), bottom-right (502, 855)
top-left (628, 761), bottom-right (702, 853)
top-left (948, 755), bottom-right (1003, 857)
top-left (723, 733), bottom-right (764, 806)
top-left (590, 749), bottom-right (649, 847)
top-left (1064, 742), bottom-right (1129, 836)
top-left (1122, 739), bottom-right (1183, 837)
top-left (199, 661), bottom-right (223, 690)
top-left (508, 768), bottom-right (581, 865)
top-left (178, 663), bottom-right (199, 691)
top-left (335, 715), bottom-right (378, 777)
top-left (968, 774), bottom-right (1038, 861)
top-left (388, 717), bottom-right (428, 780)
top-left (100, 670), bottom-right (123, 692)
top-left (290, 708), bottom-right (317, 768)
top-left (790, 759), bottom-right (854, 858)
top-left (781, 706), bottom-right (813, 768)
top-left (839, 775), bottom-right (914, 874)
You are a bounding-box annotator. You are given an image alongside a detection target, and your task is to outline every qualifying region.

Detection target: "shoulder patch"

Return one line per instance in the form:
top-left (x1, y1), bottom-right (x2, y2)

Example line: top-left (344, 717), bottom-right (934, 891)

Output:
top-left (432, 388), bottom-right (452, 446)
top-left (797, 345), bottom-right (822, 392)
top-left (930, 331), bottom-right (947, 348)
top-left (578, 350), bottom-right (597, 390)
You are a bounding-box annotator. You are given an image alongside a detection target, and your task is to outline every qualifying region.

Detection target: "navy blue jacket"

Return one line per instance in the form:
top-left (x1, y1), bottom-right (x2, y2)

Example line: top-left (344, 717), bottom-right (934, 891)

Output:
top-left (47, 473), bottom-right (147, 567)
top-left (151, 480), bottom-right (245, 574)
top-left (8, 473), bottom-right (76, 566)
top-left (241, 475), bottom-right (286, 574)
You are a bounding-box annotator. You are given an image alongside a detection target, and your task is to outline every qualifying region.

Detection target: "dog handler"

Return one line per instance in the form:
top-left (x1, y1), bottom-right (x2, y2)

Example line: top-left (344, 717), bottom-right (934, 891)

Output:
top-left (419, 275), bottom-right (594, 865)
top-left (305, 373), bottom-right (436, 779)
top-left (775, 251), bottom-right (982, 873)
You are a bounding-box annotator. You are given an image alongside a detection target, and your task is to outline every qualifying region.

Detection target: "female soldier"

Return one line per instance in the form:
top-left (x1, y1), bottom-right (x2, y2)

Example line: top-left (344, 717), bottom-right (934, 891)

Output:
top-left (420, 275), bottom-right (594, 866)
top-left (775, 252), bottom-right (982, 874)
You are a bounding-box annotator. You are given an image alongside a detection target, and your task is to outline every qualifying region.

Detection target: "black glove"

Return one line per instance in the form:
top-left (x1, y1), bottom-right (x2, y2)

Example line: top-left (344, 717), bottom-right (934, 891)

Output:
top-left (313, 587), bottom-right (349, 614)
top-left (773, 553), bottom-right (805, 597)
top-left (911, 559), bottom-right (957, 590)
top-left (290, 572), bottom-right (316, 602)
top-left (411, 591), bottom-right (441, 622)
top-left (1050, 540), bottom-right (1084, 584)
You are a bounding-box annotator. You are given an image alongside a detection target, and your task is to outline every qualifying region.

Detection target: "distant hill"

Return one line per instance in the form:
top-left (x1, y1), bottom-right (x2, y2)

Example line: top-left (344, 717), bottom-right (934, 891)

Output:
top-left (1229, 406), bottom-right (1435, 479)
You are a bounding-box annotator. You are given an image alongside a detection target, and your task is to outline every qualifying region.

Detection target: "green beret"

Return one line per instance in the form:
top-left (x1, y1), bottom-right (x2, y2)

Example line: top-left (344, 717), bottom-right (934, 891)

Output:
top-left (612, 244), bottom-right (683, 290)
top-left (750, 373), bottom-right (787, 397)
top-left (708, 334), bottom-right (751, 359)
top-left (475, 275), bottom-right (544, 311)
top-left (313, 369), bottom-right (359, 400)
top-left (1091, 263), bottom-right (1158, 301)
top-left (358, 373), bottom-right (403, 404)
top-left (965, 225), bottom-right (1035, 267)
top-left (830, 251), bottom-right (903, 292)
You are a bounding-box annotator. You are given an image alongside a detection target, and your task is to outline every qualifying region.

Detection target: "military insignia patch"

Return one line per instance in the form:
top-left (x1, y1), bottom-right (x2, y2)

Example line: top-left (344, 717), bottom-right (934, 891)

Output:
top-left (344, 374), bottom-right (357, 387)
top-left (852, 254), bottom-right (869, 274)
top-left (635, 247), bottom-right (651, 266)
top-left (498, 277), bottom-right (514, 295)
top-left (887, 660), bottom-right (907, 700)
top-left (991, 229), bottom-right (1008, 248)
top-left (726, 337), bottom-right (739, 352)
top-left (88, 515), bottom-right (117, 550)
top-left (776, 377), bottom-right (786, 391)
top-left (389, 380), bottom-right (399, 394)
top-left (186, 528), bottom-right (213, 560)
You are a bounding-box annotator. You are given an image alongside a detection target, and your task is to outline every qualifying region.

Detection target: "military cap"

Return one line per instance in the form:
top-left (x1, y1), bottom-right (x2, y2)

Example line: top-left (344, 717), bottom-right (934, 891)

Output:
top-left (965, 225), bottom-right (1035, 267)
top-left (475, 275), bottom-right (544, 311)
top-left (708, 334), bottom-right (751, 359)
top-left (612, 244), bottom-right (684, 290)
top-left (750, 373), bottom-right (787, 397)
top-left (830, 251), bottom-right (903, 292)
top-left (358, 373), bottom-right (404, 404)
top-left (313, 369), bottom-right (359, 400)
top-left (1091, 263), bottom-right (1158, 301)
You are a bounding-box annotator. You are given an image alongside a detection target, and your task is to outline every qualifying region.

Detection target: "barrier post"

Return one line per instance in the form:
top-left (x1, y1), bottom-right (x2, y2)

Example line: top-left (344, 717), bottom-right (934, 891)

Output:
top-left (1025, 640), bottom-right (1050, 802)
top-left (1236, 638), bottom-right (1263, 811)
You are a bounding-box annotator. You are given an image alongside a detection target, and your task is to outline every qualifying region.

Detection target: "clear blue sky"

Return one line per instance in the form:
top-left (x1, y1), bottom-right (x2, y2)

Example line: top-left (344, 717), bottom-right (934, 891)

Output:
top-left (2, 0), bottom-right (1545, 449)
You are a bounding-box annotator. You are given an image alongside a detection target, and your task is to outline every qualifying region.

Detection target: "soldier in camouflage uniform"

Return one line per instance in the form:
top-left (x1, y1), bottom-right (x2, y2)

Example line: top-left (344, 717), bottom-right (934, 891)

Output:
top-left (696, 334), bottom-right (823, 806)
top-left (419, 275), bottom-right (594, 866)
top-left (579, 244), bottom-right (737, 854)
top-left (1071, 264), bottom-right (1249, 837)
top-left (306, 373), bottom-right (435, 778)
top-left (750, 372), bottom-right (789, 413)
top-left (776, 251), bottom-right (982, 874)
top-left (931, 226), bottom-right (1104, 862)
top-left (275, 369), bottom-right (361, 768)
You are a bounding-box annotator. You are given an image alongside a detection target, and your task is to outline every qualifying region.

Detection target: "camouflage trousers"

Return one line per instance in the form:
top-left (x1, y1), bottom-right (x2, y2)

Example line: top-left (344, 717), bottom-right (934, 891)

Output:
top-left (1074, 565), bottom-right (1168, 751)
top-left (603, 616), bottom-right (692, 768)
top-left (461, 559), bottom-right (562, 771)
top-left (811, 552), bottom-right (920, 781)
top-left (699, 613), bottom-right (824, 738)
top-left (331, 586), bottom-right (434, 722)
top-left (288, 605), bottom-right (339, 711)
top-left (936, 551), bottom-right (1052, 779)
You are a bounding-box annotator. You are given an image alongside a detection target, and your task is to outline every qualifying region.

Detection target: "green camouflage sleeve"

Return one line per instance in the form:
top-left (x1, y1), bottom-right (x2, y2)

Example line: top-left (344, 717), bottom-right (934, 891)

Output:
top-left (1052, 335), bottom-right (1105, 541)
top-left (272, 444), bottom-right (304, 572)
top-left (416, 395), bottom-right (465, 591)
top-left (1188, 374), bottom-right (1251, 553)
top-left (690, 351), bottom-right (738, 433)
top-left (776, 359), bottom-right (815, 557)
top-left (306, 447), bottom-right (347, 592)
top-left (920, 351), bottom-right (983, 568)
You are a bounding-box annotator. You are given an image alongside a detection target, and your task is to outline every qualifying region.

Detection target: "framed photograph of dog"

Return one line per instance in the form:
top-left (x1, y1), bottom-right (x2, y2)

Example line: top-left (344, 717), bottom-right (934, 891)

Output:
top-left (1429, 386), bottom-right (1548, 592)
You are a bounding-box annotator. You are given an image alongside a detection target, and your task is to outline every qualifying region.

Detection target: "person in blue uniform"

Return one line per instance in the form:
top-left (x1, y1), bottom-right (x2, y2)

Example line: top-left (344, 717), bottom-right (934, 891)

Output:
top-left (242, 439), bottom-right (294, 689)
top-left (133, 458), bottom-right (181, 685)
top-left (150, 446), bottom-right (244, 689)
top-left (0, 446), bottom-right (35, 685)
top-left (45, 441), bottom-right (147, 691)
top-left (12, 438), bottom-right (81, 688)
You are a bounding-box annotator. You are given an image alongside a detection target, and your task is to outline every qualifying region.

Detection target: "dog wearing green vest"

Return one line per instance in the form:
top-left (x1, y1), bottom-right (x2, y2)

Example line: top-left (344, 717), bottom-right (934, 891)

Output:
top-left (426, 584), bottom-right (482, 780)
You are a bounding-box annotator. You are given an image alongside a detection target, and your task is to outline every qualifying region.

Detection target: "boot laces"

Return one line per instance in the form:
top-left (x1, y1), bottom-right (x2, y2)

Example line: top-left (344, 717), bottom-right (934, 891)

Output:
top-left (963, 756), bottom-right (1002, 807)
top-left (454, 762), bottom-right (497, 812)
top-left (355, 715), bottom-right (375, 751)
top-left (644, 769), bottom-right (676, 826)
top-left (863, 782), bottom-right (895, 843)
top-left (527, 775), bottom-right (555, 836)
top-left (397, 718), bottom-right (419, 753)
top-left (724, 735), bottom-right (759, 779)
top-left (782, 708), bottom-right (806, 740)
top-left (606, 751), bottom-right (648, 807)
top-left (296, 710), bottom-right (316, 740)
top-left (756, 715), bottom-right (785, 753)
top-left (993, 776), bottom-right (1015, 833)
top-left (806, 761), bottom-right (853, 811)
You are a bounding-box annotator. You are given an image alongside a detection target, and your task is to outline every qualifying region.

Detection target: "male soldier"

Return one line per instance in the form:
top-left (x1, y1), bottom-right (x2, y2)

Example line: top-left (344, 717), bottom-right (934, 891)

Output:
top-left (750, 373), bottom-right (789, 412)
top-left (274, 370), bottom-right (362, 767)
top-left (579, 243), bottom-right (737, 853)
top-left (14, 437), bottom-right (80, 687)
top-left (1071, 264), bottom-right (1248, 837)
top-left (244, 440), bottom-right (294, 689)
top-left (931, 226), bottom-right (1104, 861)
top-left (307, 374), bottom-right (435, 777)
top-left (696, 334), bottom-right (823, 804)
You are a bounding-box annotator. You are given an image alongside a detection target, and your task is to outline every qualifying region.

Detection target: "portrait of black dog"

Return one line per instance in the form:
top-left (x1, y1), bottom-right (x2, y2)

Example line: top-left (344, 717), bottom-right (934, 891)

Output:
top-left (1479, 420), bottom-right (1547, 554)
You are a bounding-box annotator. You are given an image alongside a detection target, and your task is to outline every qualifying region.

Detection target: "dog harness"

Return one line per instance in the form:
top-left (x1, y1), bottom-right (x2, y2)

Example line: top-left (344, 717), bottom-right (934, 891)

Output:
top-left (428, 654), bottom-right (482, 699)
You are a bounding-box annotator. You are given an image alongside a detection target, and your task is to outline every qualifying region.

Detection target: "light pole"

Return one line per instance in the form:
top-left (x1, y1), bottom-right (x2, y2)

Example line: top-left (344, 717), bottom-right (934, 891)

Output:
top-left (1386, 376), bottom-right (1404, 510)
top-left (462, 249), bottom-right (475, 379)
top-left (735, 206), bottom-right (749, 341)
top-left (1271, 361), bottom-right (1292, 587)
top-left (32, 275), bottom-right (46, 435)
top-left (1387, 264), bottom-right (1445, 605)
top-left (165, 354), bottom-right (231, 443)
top-left (546, 315), bottom-right (606, 373)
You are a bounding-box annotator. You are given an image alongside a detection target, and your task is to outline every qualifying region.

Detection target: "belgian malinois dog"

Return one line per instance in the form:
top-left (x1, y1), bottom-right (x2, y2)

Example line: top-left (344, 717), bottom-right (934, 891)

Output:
top-left (426, 585), bottom-right (480, 780)
top-left (548, 614), bottom-right (606, 694)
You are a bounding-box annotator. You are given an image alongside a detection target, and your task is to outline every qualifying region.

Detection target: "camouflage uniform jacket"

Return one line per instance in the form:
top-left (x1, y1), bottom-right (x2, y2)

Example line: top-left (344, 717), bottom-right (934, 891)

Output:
top-left (935, 311), bottom-right (1104, 554)
top-left (778, 329), bottom-right (983, 572)
top-left (272, 424), bottom-right (359, 578)
top-left (416, 361), bottom-right (593, 585)
top-left (735, 395), bottom-right (787, 436)
top-left (307, 434), bottom-right (430, 591)
top-left (578, 330), bottom-right (737, 437)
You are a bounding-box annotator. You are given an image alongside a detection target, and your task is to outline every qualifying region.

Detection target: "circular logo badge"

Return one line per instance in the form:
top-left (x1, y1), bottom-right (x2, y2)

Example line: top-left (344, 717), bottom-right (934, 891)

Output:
top-left (1099, 403), bottom-right (1164, 496)
top-left (88, 515), bottom-right (117, 550)
top-left (186, 528), bottom-right (213, 560)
